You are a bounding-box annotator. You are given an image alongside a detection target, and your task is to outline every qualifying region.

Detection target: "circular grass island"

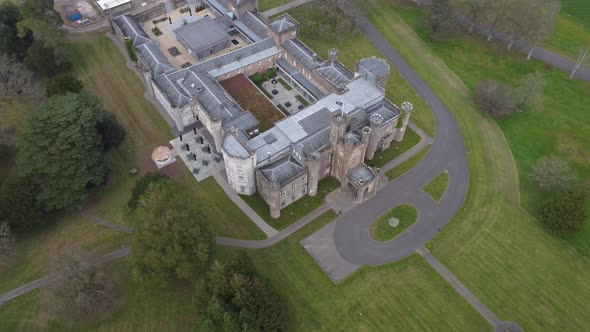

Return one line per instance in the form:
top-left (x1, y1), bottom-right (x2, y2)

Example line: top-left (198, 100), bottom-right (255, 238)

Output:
top-left (369, 205), bottom-right (418, 242)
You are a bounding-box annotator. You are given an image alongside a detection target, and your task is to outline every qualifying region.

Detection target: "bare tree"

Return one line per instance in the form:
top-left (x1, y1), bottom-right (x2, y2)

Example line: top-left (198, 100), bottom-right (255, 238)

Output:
top-left (456, 0), bottom-right (491, 33)
top-left (501, 0), bottom-right (529, 50)
top-left (0, 222), bottom-right (15, 267)
top-left (570, 46), bottom-right (589, 79)
top-left (516, 71), bottom-right (544, 111)
top-left (315, 0), bottom-right (361, 36)
top-left (47, 249), bottom-right (119, 322)
top-left (529, 156), bottom-right (577, 191)
top-left (0, 54), bottom-right (34, 104)
top-left (474, 80), bottom-right (516, 117)
top-left (485, 0), bottom-right (511, 41)
top-left (524, 0), bottom-right (560, 60)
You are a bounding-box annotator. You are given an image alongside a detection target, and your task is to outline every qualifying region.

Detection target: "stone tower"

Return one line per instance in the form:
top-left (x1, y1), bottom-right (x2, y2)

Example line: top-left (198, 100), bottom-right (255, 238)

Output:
top-left (355, 57), bottom-right (390, 91)
top-left (269, 180), bottom-right (281, 219)
top-left (329, 113), bottom-right (347, 147)
top-left (307, 152), bottom-right (321, 196)
top-left (227, 0), bottom-right (258, 18)
top-left (365, 113), bottom-right (384, 160)
top-left (361, 126), bottom-right (371, 161)
top-left (395, 101), bottom-right (413, 142)
top-left (328, 48), bottom-right (339, 62)
top-left (269, 14), bottom-right (299, 45)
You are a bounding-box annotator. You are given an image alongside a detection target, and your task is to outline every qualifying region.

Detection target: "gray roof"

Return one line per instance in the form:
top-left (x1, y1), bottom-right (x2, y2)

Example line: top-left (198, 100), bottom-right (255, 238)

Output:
top-left (316, 60), bottom-right (354, 87)
top-left (282, 39), bottom-right (319, 69)
top-left (247, 127), bottom-right (291, 166)
top-left (366, 99), bottom-right (401, 124)
top-left (174, 17), bottom-right (230, 53)
top-left (259, 154), bottom-right (306, 186)
top-left (136, 43), bottom-right (175, 77)
top-left (298, 127), bottom-right (331, 155)
top-left (237, 11), bottom-right (269, 41)
top-left (357, 57), bottom-right (390, 78)
top-left (222, 111), bottom-right (259, 132)
top-left (114, 15), bottom-right (152, 47)
top-left (270, 15), bottom-right (297, 33)
top-left (341, 131), bottom-right (361, 145)
top-left (276, 58), bottom-right (325, 99)
top-left (206, 0), bottom-right (229, 15)
top-left (348, 165), bottom-right (375, 184)
top-left (154, 74), bottom-right (191, 108)
top-left (223, 135), bottom-right (250, 158)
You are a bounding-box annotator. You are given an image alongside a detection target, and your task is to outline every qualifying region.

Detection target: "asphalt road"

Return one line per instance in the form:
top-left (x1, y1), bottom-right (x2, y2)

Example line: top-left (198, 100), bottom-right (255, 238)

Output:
top-left (332, 17), bottom-right (469, 266)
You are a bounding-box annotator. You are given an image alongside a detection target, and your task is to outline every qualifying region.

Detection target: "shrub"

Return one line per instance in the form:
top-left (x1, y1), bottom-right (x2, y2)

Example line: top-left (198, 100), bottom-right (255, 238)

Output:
top-left (98, 111), bottom-right (126, 152)
top-left (529, 156), bottom-right (577, 191)
top-left (538, 187), bottom-right (587, 237)
top-left (263, 67), bottom-right (277, 80)
top-left (127, 172), bottom-right (169, 209)
top-left (249, 73), bottom-right (264, 85)
top-left (124, 38), bottom-right (138, 63)
top-left (46, 73), bottom-right (84, 97)
top-left (474, 80), bottom-right (515, 117)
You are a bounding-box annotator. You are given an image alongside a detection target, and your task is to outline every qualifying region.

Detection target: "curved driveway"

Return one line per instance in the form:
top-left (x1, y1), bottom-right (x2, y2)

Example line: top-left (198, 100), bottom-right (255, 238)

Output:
top-left (332, 18), bottom-right (469, 266)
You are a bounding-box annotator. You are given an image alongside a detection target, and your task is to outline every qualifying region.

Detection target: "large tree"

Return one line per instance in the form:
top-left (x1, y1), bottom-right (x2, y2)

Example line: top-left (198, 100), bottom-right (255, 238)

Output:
top-left (538, 186), bottom-right (587, 237)
top-left (17, 93), bottom-right (109, 211)
top-left (0, 222), bottom-right (15, 267)
top-left (194, 251), bottom-right (289, 332)
top-left (127, 172), bottom-right (169, 210)
top-left (0, 2), bottom-right (33, 59)
top-left (474, 80), bottom-right (515, 117)
top-left (529, 156), bottom-right (577, 191)
top-left (523, 0), bottom-right (560, 59)
top-left (428, 0), bottom-right (456, 41)
top-left (131, 180), bottom-right (213, 285)
top-left (24, 40), bottom-right (69, 77)
top-left (46, 73), bottom-right (84, 97)
top-left (0, 54), bottom-right (33, 103)
top-left (0, 176), bottom-right (42, 228)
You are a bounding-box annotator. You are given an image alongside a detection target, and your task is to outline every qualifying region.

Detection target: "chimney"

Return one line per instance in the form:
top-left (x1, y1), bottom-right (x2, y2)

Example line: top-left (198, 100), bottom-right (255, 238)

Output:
top-left (328, 48), bottom-right (339, 63)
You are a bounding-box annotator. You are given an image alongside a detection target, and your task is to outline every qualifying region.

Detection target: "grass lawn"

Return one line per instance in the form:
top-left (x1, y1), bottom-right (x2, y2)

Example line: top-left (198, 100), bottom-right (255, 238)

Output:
top-left (283, 2), bottom-right (436, 137)
top-left (215, 209), bottom-right (489, 331)
top-left (423, 170), bottom-right (449, 202)
top-left (68, 34), bottom-right (265, 240)
top-left (365, 0), bottom-right (590, 329)
top-left (258, 0), bottom-right (291, 11)
top-left (365, 126), bottom-right (421, 168)
top-left (370, 204), bottom-right (417, 242)
top-left (386, 145), bottom-right (430, 180)
top-left (240, 177), bottom-right (340, 230)
top-left (561, 0), bottom-right (590, 28)
top-left (545, 14), bottom-right (590, 59)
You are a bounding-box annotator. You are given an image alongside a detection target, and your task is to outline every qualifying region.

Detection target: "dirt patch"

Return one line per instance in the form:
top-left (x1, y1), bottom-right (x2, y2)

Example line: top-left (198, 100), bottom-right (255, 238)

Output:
top-left (219, 74), bottom-right (285, 131)
top-left (139, 149), bottom-right (185, 180)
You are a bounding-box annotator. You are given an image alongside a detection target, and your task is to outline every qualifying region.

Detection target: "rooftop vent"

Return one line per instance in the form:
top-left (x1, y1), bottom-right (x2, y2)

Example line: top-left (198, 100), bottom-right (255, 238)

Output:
top-left (263, 134), bottom-right (277, 144)
top-left (197, 87), bottom-right (203, 93)
top-left (190, 83), bottom-right (195, 88)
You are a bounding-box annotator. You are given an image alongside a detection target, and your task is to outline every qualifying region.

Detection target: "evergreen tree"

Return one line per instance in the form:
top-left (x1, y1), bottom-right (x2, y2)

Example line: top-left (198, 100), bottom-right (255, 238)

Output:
top-left (46, 73), bottom-right (84, 97)
top-left (538, 186), bottom-right (587, 237)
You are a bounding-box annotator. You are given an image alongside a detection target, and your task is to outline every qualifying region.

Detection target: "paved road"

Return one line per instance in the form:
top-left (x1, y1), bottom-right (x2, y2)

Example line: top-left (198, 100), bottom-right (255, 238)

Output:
top-left (331, 16), bottom-right (469, 266)
top-left (0, 248), bottom-right (130, 306)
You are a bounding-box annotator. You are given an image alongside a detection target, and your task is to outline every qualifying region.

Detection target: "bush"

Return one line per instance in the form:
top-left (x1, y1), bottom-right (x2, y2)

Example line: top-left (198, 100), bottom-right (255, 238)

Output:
top-left (0, 176), bottom-right (42, 229)
top-left (249, 73), bottom-right (264, 85)
top-left (127, 172), bottom-right (169, 209)
top-left (529, 156), bottom-right (577, 191)
top-left (46, 74), bottom-right (84, 97)
top-left (474, 80), bottom-right (515, 117)
top-left (24, 41), bottom-right (70, 77)
top-left (124, 38), bottom-right (138, 63)
top-left (98, 112), bottom-right (126, 152)
top-left (263, 67), bottom-right (277, 80)
top-left (538, 187), bottom-right (587, 237)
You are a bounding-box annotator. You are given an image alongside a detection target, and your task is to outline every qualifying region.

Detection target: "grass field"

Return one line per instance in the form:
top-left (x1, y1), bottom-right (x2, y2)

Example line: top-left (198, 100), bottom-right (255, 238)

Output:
top-left (386, 145), bottom-right (430, 180)
top-left (561, 0), bottom-right (590, 28)
top-left (240, 177), bottom-right (340, 230)
top-left (365, 127), bottom-right (421, 168)
top-left (282, 2), bottom-right (436, 136)
top-left (365, 0), bottom-right (590, 329)
top-left (370, 204), bottom-right (417, 242)
top-left (546, 14), bottom-right (590, 59)
top-left (423, 170), bottom-right (449, 202)
top-left (68, 35), bottom-right (265, 240)
top-left (258, 0), bottom-right (290, 11)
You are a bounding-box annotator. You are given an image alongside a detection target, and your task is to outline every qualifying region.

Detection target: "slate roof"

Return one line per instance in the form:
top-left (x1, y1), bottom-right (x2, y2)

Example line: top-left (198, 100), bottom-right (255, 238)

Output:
top-left (316, 60), bottom-right (354, 87)
top-left (154, 74), bottom-right (191, 108)
top-left (259, 154), bottom-right (306, 185)
top-left (223, 135), bottom-right (250, 158)
top-left (357, 56), bottom-right (390, 78)
top-left (282, 39), bottom-right (319, 69)
top-left (270, 15), bottom-right (297, 33)
top-left (341, 131), bottom-right (361, 145)
top-left (348, 165), bottom-right (376, 184)
top-left (276, 58), bottom-right (325, 99)
top-left (247, 127), bottom-right (292, 166)
top-left (136, 43), bottom-right (175, 77)
top-left (174, 17), bottom-right (230, 53)
top-left (114, 15), bottom-right (152, 47)
top-left (237, 11), bottom-right (269, 41)
top-left (366, 99), bottom-right (401, 124)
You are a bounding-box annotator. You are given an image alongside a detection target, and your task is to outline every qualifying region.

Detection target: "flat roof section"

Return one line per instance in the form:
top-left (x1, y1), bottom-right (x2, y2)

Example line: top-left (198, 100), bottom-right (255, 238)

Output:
top-left (174, 16), bottom-right (230, 54)
top-left (97, 0), bottom-right (130, 11)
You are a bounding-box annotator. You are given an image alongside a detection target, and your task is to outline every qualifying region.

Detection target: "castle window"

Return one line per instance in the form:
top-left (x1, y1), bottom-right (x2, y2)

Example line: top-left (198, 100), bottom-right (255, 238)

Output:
top-left (302, 188), bottom-right (306, 195)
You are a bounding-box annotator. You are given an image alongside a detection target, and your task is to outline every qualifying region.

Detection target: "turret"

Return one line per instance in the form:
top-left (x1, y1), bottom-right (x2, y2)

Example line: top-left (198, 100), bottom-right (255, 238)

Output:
top-left (395, 102), bottom-right (413, 142)
top-left (269, 14), bottom-right (298, 45)
top-left (269, 180), bottom-right (281, 219)
top-left (361, 126), bottom-right (371, 161)
top-left (365, 113), bottom-right (384, 160)
top-left (328, 48), bottom-right (339, 63)
top-left (307, 152), bottom-right (321, 196)
top-left (227, 0), bottom-right (257, 18)
top-left (330, 113), bottom-right (347, 147)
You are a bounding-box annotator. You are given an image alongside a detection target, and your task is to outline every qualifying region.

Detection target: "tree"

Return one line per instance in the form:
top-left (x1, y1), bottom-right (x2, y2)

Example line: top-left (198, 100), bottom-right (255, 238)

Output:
top-left (484, 0), bottom-right (512, 41)
top-left (456, 0), bottom-right (490, 33)
top-left (98, 111), bottom-right (126, 152)
top-left (538, 186), bottom-right (587, 237)
top-left (127, 172), bottom-right (169, 209)
top-left (0, 2), bottom-right (34, 60)
top-left (0, 176), bottom-right (42, 228)
top-left (524, 0), bottom-right (560, 60)
top-left (529, 156), bottom-right (577, 191)
top-left (0, 222), bottom-right (15, 267)
top-left (501, 0), bottom-right (529, 50)
top-left (315, 0), bottom-right (360, 38)
top-left (516, 71), bottom-right (544, 111)
top-left (47, 249), bottom-right (118, 322)
top-left (124, 38), bottom-right (137, 63)
top-left (474, 80), bottom-right (515, 117)
top-left (46, 73), bottom-right (84, 97)
top-left (24, 40), bottom-right (70, 76)
top-left (428, 0), bottom-right (455, 41)
top-left (0, 54), bottom-right (33, 103)
top-left (570, 46), bottom-right (589, 79)
top-left (194, 251), bottom-right (289, 331)
top-left (17, 93), bottom-right (109, 212)
top-left (19, 0), bottom-right (62, 26)
top-left (131, 180), bottom-right (213, 285)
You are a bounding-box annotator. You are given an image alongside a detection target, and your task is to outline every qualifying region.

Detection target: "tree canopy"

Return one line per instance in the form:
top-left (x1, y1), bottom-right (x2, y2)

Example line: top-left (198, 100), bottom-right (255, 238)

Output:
top-left (474, 80), bottom-right (515, 117)
top-left (131, 180), bottom-right (214, 285)
top-left (538, 186), bottom-right (588, 237)
top-left (46, 73), bottom-right (84, 97)
top-left (127, 172), bottom-right (169, 210)
top-left (0, 2), bottom-right (33, 60)
top-left (17, 93), bottom-right (109, 211)
top-left (194, 251), bottom-right (290, 332)
top-left (0, 176), bottom-right (42, 228)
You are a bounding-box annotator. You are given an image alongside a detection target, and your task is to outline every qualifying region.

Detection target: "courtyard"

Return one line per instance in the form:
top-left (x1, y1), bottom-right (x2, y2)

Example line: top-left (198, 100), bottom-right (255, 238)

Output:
top-left (220, 74), bottom-right (286, 131)
top-left (261, 77), bottom-right (310, 114)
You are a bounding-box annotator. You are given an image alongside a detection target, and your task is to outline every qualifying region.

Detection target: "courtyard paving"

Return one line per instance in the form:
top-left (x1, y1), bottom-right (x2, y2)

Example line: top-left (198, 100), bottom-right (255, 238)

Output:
top-left (169, 127), bottom-right (223, 182)
top-left (261, 78), bottom-right (308, 115)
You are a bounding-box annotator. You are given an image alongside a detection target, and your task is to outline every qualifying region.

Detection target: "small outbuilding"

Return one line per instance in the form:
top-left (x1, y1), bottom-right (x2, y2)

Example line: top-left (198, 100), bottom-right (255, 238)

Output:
top-left (173, 17), bottom-right (231, 61)
top-left (151, 146), bottom-right (175, 168)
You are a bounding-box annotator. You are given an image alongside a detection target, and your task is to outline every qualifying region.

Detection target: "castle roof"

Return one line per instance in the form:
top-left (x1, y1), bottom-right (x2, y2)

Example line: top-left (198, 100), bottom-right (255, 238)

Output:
top-left (270, 15), bottom-right (297, 33)
top-left (136, 43), bottom-right (175, 77)
top-left (357, 57), bottom-right (390, 78)
top-left (348, 165), bottom-right (376, 185)
top-left (259, 154), bottom-right (305, 186)
top-left (236, 11), bottom-right (269, 41)
top-left (114, 15), bottom-right (151, 47)
top-left (174, 17), bottom-right (230, 53)
top-left (223, 135), bottom-right (250, 158)
top-left (316, 60), bottom-right (354, 87)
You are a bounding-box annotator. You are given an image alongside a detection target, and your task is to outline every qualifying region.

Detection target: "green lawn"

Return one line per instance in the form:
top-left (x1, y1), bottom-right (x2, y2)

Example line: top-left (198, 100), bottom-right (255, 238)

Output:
top-left (370, 204), bottom-right (417, 242)
top-left (68, 35), bottom-right (265, 240)
top-left (283, 2), bottom-right (436, 136)
top-left (545, 14), bottom-right (590, 59)
top-left (423, 171), bottom-right (449, 202)
top-left (240, 177), bottom-right (340, 230)
top-left (365, 127), bottom-right (421, 168)
top-left (561, 0), bottom-right (590, 28)
top-left (258, 0), bottom-right (291, 11)
top-left (386, 145), bottom-right (431, 180)
top-left (365, 0), bottom-right (590, 329)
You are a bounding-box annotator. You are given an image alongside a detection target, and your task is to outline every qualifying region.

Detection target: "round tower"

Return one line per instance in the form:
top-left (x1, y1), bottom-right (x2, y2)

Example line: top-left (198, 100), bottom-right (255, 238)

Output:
top-left (307, 152), bottom-right (321, 197)
top-left (328, 48), bottom-right (339, 63)
top-left (361, 126), bottom-right (371, 161)
top-left (395, 102), bottom-right (413, 142)
top-left (269, 181), bottom-right (281, 219)
top-left (366, 114), bottom-right (384, 160)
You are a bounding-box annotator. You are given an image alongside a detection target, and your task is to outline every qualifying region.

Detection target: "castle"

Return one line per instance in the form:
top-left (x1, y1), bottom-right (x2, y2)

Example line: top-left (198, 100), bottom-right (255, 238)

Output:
top-left (112, 0), bottom-right (413, 219)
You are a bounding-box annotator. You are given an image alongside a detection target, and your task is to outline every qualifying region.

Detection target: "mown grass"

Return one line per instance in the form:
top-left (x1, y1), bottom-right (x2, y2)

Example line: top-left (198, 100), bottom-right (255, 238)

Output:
top-left (282, 2), bottom-right (436, 136)
top-left (365, 0), bottom-right (590, 329)
top-left (423, 170), bottom-right (449, 202)
top-left (240, 177), bottom-right (340, 230)
top-left (365, 127), bottom-right (421, 168)
top-left (370, 204), bottom-right (417, 242)
top-left (258, 0), bottom-right (291, 12)
top-left (561, 0), bottom-right (590, 28)
top-left (386, 145), bottom-right (431, 180)
top-left (545, 14), bottom-right (590, 59)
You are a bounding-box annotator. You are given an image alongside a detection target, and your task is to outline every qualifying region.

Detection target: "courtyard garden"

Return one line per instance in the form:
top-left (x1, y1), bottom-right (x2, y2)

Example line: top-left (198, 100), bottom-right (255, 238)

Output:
top-left (220, 73), bottom-right (285, 131)
top-left (370, 204), bottom-right (418, 242)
